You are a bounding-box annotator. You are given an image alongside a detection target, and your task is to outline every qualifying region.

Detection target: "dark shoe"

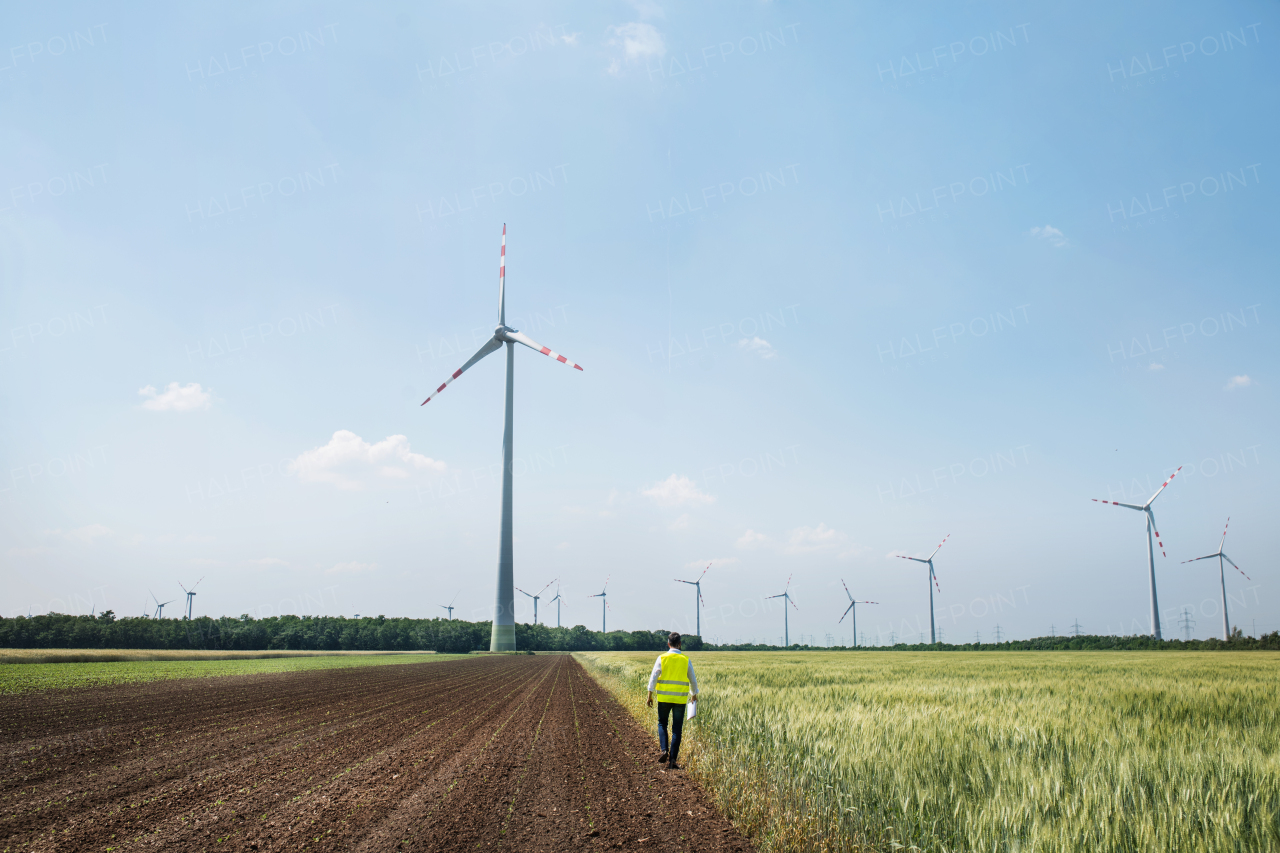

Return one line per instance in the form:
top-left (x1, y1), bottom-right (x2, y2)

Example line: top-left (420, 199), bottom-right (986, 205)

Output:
top-left (667, 761), bottom-right (680, 771)
top-left (658, 751), bottom-right (669, 764)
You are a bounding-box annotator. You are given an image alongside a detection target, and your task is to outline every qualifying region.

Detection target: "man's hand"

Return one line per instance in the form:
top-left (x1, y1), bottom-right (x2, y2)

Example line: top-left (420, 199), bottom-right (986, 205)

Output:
top-left (691, 693), bottom-right (698, 702)
top-left (646, 691), bottom-right (654, 708)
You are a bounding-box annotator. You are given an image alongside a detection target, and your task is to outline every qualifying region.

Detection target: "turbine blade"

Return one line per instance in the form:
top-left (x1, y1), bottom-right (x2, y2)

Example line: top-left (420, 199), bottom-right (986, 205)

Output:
top-left (897, 556), bottom-right (928, 563)
top-left (1219, 517), bottom-right (1230, 550)
top-left (1092, 499), bottom-right (1144, 510)
top-left (841, 578), bottom-right (853, 601)
top-left (927, 533), bottom-right (951, 561)
top-left (1144, 466), bottom-right (1182, 507)
top-left (498, 224), bottom-right (506, 325)
top-left (1222, 553), bottom-right (1250, 580)
top-left (1181, 554), bottom-right (1218, 563)
top-left (838, 601), bottom-right (855, 624)
top-left (1146, 508), bottom-right (1167, 557)
top-left (932, 564), bottom-right (941, 592)
top-left (506, 330), bottom-right (583, 371)
top-left (421, 335), bottom-right (503, 405)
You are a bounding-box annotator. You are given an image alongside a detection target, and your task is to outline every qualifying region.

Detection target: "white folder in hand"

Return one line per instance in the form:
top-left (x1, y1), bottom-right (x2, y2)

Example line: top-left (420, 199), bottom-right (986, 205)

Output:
top-left (687, 699), bottom-right (697, 720)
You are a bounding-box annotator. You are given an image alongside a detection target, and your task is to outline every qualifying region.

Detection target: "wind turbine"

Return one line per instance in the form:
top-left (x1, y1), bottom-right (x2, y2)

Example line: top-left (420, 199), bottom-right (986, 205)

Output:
top-left (588, 577), bottom-right (609, 633)
top-left (440, 591), bottom-right (459, 621)
top-left (1093, 466), bottom-right (1181, 639)
top-left (837, 580), bottom-right (877, 648)
top-left (674, 564), bottom-right (709, 638)
top-left (549, 585), bottom-right (564, 628)
top-left (1182, 517), bottom-right (1250, 641)
top-left (516, 578), bottom-right (556, 625)
top-left (179, 577), bottom-right (203, 620)
top-left (151, 590), bottom-right (175, 620)
top-left (765, 575), bottom-right (798, 647)
top-left (420, 225), bottom-right (583, 652)
top-left (895, 534), bottom-right (948, 643)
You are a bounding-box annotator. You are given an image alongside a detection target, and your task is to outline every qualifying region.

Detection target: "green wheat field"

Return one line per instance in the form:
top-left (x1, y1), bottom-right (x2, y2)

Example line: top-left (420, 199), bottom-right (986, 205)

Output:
top-left (577, 651), bottom-right (1280, 853)
top-left (0, 650), bottom-right (468, 694)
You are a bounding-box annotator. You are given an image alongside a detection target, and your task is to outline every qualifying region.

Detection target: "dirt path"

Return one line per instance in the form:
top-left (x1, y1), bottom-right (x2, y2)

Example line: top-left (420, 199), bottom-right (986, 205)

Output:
top-left (0, 655), bottom-right (752, 852)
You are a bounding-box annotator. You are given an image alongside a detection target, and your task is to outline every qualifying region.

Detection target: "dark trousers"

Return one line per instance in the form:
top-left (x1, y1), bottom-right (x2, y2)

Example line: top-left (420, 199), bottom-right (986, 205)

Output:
top-left (657, 701), bottom-right (686, 763)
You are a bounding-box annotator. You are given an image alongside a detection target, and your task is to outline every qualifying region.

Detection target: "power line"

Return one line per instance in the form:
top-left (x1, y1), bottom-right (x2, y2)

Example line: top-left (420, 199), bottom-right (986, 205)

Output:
top-left (993, 624), bottom-right (1004, 643)
top-left (1070, 619), bottom-right (1083, 637)
top-left (973, 630), bottom-right (981, 644)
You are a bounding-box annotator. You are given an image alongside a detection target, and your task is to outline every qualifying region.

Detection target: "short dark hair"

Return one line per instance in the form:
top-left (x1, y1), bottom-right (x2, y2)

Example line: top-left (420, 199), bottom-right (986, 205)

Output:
top-left (668, 632), bottom-right (682, 648)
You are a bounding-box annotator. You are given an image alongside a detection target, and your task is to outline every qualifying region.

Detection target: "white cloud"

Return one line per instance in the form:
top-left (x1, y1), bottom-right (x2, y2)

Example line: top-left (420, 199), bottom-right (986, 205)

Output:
top-left (684, 557), bottom-right (738, 570)
top-left (70, 524), bottom-right (113, 543)
top-left (736, 529), bottom-right (771, 549)
top-left (628, 0), bottom-right (665, 19)
top-left (328, 561), bottom-right (377, 575)
top-left (248, 557), bottom-right (289, 567)
top-left (607, 22), bottom-right (665, 67)
top-left (784, 523), bottom-right (847, 554)
top-left (1030, 224), bottom-right (1068, 247)
top-left (669, 513), bottom-right (692, 530)
top-left (738, 337), bottom-right (777, 359)
top-left (291, 430), bottom-right (446, 490)
top-left (1149, 363), bottom-right (1165, 371)
top-left (1225, 375), bottom-right (1253, 390)
top-left (642, 474), bottom-right (714, 507)
top-left (138, 382), bottom-right (212, 412)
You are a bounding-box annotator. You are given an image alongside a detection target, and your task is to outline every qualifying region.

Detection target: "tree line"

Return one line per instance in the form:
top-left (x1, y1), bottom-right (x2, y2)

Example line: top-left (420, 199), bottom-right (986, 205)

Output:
top-left (0, 612), bottom-right (702, 653)
top-left (1, 612), bottom-right (1274, 652)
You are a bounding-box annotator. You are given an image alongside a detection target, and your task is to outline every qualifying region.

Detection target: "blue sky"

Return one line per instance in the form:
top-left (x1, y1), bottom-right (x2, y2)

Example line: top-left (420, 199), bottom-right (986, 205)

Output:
top-left (2, 1), bottom-right (1275, 643)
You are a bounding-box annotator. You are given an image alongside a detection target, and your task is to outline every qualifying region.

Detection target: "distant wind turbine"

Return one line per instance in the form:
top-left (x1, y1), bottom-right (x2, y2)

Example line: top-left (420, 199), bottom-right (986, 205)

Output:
top-left (516, 578), bottom-right (556, 625)
top-left (179, 577), bottom-right (203, 620)
top-left (765, 575), bottom-right (798, 647)
top-left (1093, 467), bottom-right (1181, 639)
top-left (1182, 518), bottom-right (1251, 641)
top-left (674, 564), bottom-right (709, 638)
top-left (549, 585), bottom-right (564, 628)
top-left (588, 577), bottom-right (609, 633)
top-left (420, 225), bottom-right (583, 651)
top-left (837, 580), bottom-right (877, 648)
top-left (895, 534), bottom-right (949, 643)
top-left (440, 591), bottom-right (459, 621)
top-left (151, 590), bottom-right (175, 620)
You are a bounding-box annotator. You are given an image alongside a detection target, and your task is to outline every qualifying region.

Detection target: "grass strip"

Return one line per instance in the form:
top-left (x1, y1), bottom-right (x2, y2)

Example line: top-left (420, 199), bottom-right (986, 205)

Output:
top-left (0, 653), bottom-right (471, 694)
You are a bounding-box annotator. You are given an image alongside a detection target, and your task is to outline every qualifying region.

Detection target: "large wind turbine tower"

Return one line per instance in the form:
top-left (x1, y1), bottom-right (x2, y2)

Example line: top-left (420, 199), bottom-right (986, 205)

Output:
top-left (1183, 518), bottom-right (1250, 641)
top-left (420, 226), bottom-right (583, 651)
top-left (1093, 467), bottom-right (1181, 639)
top-left (895, 535), bottom-right (948, 643)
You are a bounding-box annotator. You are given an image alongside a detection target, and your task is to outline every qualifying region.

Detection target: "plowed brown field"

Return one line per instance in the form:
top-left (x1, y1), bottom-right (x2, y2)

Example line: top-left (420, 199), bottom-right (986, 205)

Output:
top-left (1, 654), bottom-right (752, 852)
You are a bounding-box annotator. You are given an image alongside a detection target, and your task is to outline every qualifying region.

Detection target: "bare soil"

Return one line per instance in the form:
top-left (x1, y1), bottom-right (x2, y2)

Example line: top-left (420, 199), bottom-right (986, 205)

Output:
top-left (0, 654), bottom-right (752, 852)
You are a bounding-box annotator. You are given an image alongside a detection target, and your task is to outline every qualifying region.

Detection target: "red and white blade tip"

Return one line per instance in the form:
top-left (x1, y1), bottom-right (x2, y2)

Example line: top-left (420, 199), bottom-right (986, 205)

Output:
top-left (534, 343), bottom-right (584, 371)
top-left (1160, 466), bottom-right (1183, 487)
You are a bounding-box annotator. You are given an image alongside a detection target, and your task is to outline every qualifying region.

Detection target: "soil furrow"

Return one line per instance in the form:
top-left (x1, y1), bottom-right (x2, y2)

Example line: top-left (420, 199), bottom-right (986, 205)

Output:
top-left (0, 655), bottom-right (752, 852)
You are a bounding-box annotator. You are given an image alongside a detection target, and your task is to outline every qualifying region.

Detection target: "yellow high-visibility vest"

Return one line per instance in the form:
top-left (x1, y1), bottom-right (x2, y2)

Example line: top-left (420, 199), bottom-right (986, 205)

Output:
top-left (656, 650), bottom-right (691, 704)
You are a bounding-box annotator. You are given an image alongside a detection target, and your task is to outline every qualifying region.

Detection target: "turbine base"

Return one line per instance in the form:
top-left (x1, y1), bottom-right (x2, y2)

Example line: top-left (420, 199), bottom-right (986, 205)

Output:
top-left (490, 622), bottom-right (516, 652)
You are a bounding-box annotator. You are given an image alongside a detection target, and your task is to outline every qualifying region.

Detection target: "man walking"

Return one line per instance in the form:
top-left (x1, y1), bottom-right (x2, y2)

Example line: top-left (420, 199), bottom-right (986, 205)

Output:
top-left (646, 631), bottom-right (698, 770)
